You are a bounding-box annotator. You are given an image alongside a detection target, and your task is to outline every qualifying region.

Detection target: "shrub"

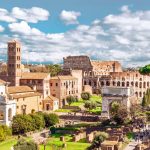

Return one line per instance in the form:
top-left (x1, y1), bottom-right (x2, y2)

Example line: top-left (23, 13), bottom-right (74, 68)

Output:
top-left (12, 114), bottom-right (34, 134)
top-left (87, 132), bottom-right (108, 150)
top-left (84, 101), bottom-right (97, 110)
top-left (0, 125), bottom-right (12, 141)
top-left (66, 96), bottom-right (76, 106)
top-left (43, 113), bottom-right (59, 127)
top-left (30, 114), bottom-right (45, 130)
top-left (81, 92), bottom-right (91, 100)
top-left (14, 138), bottom-right (38, 150)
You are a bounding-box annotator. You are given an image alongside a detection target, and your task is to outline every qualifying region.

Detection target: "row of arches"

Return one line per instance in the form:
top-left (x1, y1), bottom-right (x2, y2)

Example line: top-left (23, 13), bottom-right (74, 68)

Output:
top-left (100, 81), bottom-right (149, 88)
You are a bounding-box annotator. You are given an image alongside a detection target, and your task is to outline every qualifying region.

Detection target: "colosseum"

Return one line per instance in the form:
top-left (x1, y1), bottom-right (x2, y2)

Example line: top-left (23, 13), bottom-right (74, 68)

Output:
top-left (63, 55), bottom-right (150, 102)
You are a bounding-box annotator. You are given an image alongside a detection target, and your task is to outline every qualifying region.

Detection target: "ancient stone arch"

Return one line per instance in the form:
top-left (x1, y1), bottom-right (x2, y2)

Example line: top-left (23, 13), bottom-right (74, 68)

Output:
top-left (8, 108), bottom-right (12, 121)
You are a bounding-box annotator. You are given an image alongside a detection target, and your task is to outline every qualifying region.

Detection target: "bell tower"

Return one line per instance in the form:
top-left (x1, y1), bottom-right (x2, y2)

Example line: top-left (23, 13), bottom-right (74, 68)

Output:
top-left (7, 40), bottom-right (21, 86)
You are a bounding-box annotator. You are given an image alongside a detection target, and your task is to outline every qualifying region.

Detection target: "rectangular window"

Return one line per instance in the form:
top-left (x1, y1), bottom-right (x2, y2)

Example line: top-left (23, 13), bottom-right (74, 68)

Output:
top-left (56, 83), bottom-right (58, 86)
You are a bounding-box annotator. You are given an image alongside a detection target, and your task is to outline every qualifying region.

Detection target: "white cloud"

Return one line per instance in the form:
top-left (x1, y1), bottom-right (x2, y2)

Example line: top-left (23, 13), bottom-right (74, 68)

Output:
top-left (0, 25), bottom-right (5, 32)
top-left (1, 5), bottom-right (150, 67)
top-left (0, 8), bottom-right (16, 22)
top-left (0, 7), bottom-right (50, 23)
top-left (8, 21), bottom-right (44, 36)
top-left (60, 10), bottom-right (81, 25)
top-left (11, 7), bottom-right (50, 23)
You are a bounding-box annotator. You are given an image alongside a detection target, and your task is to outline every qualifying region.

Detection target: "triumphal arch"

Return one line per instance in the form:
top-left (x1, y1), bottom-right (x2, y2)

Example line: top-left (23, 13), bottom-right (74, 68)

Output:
top-left (101, 86), bottom-right (136, 118)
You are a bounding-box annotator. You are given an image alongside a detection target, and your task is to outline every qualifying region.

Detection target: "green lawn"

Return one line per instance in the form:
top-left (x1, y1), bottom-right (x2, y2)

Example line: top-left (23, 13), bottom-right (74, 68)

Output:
top-left (40, 133), bottom-right (90, 150)
top-left (0, 135), bottom-right (90, 150)
top-left (55, 109), bottom-right (72, 113)
top-left (0, 138), bottom-right (17, 150)
top-left (0, 136), bottom-right (32, 150)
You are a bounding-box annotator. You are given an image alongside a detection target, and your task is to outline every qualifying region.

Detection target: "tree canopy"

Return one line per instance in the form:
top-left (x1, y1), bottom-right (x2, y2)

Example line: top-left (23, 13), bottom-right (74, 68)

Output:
top-left (139, 64), bottom-right (150, 75)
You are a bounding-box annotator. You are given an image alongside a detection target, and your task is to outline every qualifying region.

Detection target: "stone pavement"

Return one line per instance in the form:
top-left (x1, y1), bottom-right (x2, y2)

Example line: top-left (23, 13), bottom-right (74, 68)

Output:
top-left (124, 140), bottom-right (140, 150)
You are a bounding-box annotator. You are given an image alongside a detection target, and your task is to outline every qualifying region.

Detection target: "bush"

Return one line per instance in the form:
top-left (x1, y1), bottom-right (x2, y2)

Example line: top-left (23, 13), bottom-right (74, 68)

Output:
top-left (84, 101), bottom-right (97, 110)
top-left (30, 114), bottom-right (45, 130)
top-left (14, 138), bottom-right (38, 150)
top-left (43, 113), bottom-right (59, 127)
top-left (0, 125), bottom-right (12, 141)
top-left (66, 96), bottom-right (76, 106)
top-left (87, 132), bottom-right (108, 150)
top-left (146, 111), bottom-right (150, 121)
top-left (12, 114), bottom-right (34, 134)
top-left (81, 92), bottom-right (91, 100)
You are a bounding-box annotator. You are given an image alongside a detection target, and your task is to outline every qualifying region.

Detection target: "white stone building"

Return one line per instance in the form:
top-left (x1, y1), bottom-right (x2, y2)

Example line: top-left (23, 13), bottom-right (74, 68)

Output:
top-left (0, 79), bottom-right (16, 126)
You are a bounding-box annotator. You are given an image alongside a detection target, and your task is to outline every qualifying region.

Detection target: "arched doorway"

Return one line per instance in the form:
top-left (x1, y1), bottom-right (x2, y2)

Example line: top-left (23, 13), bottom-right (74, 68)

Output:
top-left (0, 110), bottom-right (4, 120)
top-left (8, 108), bottom-right (12, 121)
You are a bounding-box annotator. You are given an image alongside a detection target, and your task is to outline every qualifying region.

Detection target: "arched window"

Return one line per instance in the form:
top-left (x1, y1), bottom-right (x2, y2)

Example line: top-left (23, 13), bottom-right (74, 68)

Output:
top-left (84, 81), bottom-right (87, 85)
top-left (139, 82), bottom-right (142, 88)
top-left (127, 82), bottom-right (129, 87)
top-left (113, 81), bottom-right (116, 86)
top-left (0, 111), bottom-right (4, 120)
top-left (106, 81), bottom-right (110, 86)
top-left (135, 92), bottom-right (138, 97)
top-left (122, 82), bottom-right (125, 87)
top-left (135, 82), bottom-right (138, 87)
top-left (143, 82), bottom-right (146, 88)
top-left (101, 81), bottom-right (104, 87)
top-left (139, 92), bottom-right (142, 97)
top-left (117, 81), bottom-right (120, 86)
top-left (131, 82), bottom-right (134, 86)
top-left (147, 82), bottom-right (149, 87)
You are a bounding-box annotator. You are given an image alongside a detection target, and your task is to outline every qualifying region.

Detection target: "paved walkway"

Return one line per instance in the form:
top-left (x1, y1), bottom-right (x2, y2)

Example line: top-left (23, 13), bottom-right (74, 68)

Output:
top-left (124, 140), bottom-right (139, 150)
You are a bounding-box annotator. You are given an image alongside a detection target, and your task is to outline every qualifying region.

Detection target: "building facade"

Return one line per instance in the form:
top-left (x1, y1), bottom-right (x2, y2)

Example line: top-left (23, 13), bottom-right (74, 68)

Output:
top-left (7, 40), bottom-right (21, 86)
top-left (50, 75), bottom-right (78, 107)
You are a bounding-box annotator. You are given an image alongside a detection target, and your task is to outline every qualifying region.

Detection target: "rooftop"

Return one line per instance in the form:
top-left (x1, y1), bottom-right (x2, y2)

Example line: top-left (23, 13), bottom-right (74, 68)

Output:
top-left (21, 72), bottom-right (50, 80)
top-left (11, 92), bottom-right (42, 99)
top-left (8, 86), bottom-right (34, 94)
top-left (51, 75), bottom-right (77, 80)
top-left (44, 95), bottom-right (59, 101)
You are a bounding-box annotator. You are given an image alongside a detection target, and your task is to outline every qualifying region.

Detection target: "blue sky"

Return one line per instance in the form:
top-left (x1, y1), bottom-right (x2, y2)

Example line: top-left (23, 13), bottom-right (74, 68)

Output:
top-left (0, 0), bottom-right (150, 66)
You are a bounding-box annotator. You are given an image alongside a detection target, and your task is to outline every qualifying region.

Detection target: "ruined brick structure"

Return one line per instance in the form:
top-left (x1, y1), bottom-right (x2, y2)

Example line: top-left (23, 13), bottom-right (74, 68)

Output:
top-left (63, 55), bottom-right (150, 101)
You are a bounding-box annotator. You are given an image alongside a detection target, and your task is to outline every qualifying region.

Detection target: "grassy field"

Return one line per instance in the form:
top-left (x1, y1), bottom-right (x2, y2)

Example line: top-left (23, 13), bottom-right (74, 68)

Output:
top-left (0, 138), bottom-right (17, 150)
top-left (0, 134), bottom-right (90, 150)
top-left (39, 134), bottom-right (90, 150)
top-left (56, 95), bottom-right (102, 114)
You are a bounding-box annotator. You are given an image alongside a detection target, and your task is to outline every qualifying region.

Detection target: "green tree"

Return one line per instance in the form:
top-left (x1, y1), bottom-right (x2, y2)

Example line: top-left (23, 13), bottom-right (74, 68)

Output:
top-left (47, 64), bottom-right (62, 76)
top-left (43, 113), bottom-right (59, 127)
top-left (84, 101), bottom-right (97, 110)
top-left (30, 114), bottom-right (45, 130)
top-left (66, 95), bottom-right (76, 106)
top-left (14, 138), bottom-right (38, 150)
top-left (87, 132), bottom-right (108, 150)
top-left (81, 92), bottom-right (91, 100)
top-left (109, 101), bottom-right (120, 116)
top-left (12, 114), bottom-right (34, 134)
top-left (139, 64), bottom-right (150, 75)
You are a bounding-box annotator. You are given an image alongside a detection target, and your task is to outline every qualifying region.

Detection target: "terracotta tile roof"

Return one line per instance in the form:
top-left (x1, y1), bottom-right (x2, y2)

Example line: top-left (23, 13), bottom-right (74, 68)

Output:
top-left (8, 86), bottom-right (34, 94)
top-left (44, 95), bottom-right (59, 101)
top-left (51, 75), bottom-right (77, 80)
top-left (21, 72), bottom-right (50, 79)
top-left (0, 79), bottom-right (6, 85)
top-left (11, 92), bottom-right (42, 99)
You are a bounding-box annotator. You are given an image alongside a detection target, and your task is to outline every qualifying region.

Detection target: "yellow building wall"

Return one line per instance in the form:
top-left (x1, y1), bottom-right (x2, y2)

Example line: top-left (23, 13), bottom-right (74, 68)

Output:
top-left (15, 96), bottom-right (43, 114)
